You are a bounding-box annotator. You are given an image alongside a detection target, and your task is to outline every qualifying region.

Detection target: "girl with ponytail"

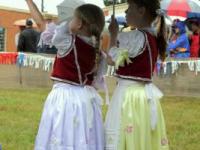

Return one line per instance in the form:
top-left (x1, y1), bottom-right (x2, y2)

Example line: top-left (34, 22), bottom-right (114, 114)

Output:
top-left (104, 0), bottom-right (169, 149)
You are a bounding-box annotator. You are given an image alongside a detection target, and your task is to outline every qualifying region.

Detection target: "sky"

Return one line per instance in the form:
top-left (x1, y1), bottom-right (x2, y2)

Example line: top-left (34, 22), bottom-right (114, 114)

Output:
top-left (0, 0), bottom-right (64, 14)
top-left (0, 0), bottom-right (105, 15)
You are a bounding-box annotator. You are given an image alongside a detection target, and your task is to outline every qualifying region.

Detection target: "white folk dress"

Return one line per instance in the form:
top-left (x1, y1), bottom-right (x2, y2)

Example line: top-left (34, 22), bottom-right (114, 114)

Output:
top-left (34, 21), bottom-right (104, 150)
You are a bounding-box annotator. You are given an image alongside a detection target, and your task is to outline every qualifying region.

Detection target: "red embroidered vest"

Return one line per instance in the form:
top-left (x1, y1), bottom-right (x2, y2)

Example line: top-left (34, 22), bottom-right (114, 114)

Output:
top-left (51, 36), bottom-right (96, 85)
top-left (115, 31), bottom-right (158, 82)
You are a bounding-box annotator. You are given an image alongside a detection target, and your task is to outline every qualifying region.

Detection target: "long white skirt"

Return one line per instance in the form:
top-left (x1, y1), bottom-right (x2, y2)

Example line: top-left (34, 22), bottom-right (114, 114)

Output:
top-left (35, 82), bottom-right (104, 150)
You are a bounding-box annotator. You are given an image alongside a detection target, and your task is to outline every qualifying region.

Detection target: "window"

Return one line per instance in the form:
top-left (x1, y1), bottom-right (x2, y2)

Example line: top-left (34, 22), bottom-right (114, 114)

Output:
top-left (0, 27), bottom-right (5, 51)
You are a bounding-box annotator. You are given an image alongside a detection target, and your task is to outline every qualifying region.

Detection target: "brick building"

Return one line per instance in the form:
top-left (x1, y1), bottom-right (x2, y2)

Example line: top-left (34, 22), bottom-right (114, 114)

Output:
top-left (0, 6), bottom-right (36, 52)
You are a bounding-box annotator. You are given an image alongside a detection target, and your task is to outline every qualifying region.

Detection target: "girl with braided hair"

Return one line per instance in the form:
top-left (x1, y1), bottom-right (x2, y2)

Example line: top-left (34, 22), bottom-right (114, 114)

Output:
top-left (28, 3), bottom-right (106, 150)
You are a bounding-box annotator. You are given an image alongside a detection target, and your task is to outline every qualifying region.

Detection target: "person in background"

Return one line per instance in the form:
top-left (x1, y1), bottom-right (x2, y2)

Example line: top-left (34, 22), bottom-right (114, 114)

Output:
top-left (15, 25), bottom-right (26, 47)
top-left (167, 21), bottom-right (190, 58)
top-left (188, 18), bottom-right (200, 58)
top-left (17, 19), bottom-right (40, 53)
top-left (168, 19), bottom-right (180, 43)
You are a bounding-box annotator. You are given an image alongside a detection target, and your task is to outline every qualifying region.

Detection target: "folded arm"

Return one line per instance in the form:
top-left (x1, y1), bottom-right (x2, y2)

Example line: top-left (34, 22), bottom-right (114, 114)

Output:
top-left (167, 35), bottom-right (188, 52)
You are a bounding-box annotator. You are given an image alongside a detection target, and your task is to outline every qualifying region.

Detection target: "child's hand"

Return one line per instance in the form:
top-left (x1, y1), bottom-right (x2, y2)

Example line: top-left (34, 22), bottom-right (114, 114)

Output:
top-left (170, 49), bottom-right (177, 54)
top-left (108, 15), bottom-right (119, 39)
top-left (176, 48), bottom-right (186, 52)
top-left (101, 51), bottom-right (115, 66)
top-left (100, 32), bottom-right (110, 53)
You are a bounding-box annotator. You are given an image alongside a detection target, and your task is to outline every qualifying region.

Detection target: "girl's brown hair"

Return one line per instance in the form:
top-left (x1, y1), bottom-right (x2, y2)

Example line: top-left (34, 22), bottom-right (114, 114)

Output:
top-left (75, 4), bottom-right (105, 73)
top-left (75, 4), bottom-right (105, 49)
top-left (128, 0), bottom-right (167, 61)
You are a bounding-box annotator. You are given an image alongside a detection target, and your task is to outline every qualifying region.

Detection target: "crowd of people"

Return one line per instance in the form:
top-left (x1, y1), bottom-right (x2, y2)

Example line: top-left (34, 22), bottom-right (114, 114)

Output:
top-left (16, 16), bottom-right (200, 59)
top-left (167, 18), bottom-right (200, 58)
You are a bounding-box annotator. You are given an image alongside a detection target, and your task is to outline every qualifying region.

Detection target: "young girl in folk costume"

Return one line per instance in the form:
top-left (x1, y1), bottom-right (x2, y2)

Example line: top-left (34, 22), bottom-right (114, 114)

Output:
top-left (31, 4), bottom-right (105, 150)
top-left (103, 0), bottom-right (169, 149)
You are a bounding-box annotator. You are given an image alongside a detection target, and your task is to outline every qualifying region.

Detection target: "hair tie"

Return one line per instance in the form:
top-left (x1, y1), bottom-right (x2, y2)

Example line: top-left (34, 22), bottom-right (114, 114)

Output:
top-left (156, 9), bottom-right (165, 17)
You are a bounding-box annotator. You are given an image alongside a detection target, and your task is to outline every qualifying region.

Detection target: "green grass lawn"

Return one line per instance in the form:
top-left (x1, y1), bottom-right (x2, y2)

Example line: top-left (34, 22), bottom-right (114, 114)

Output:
top-left (0, 88), bottom-right (200, 150)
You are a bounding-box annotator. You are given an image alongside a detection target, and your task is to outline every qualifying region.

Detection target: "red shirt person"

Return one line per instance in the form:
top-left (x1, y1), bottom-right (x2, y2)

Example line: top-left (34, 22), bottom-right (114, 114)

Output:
top-left (189, 19), bottom-right (200, 57)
